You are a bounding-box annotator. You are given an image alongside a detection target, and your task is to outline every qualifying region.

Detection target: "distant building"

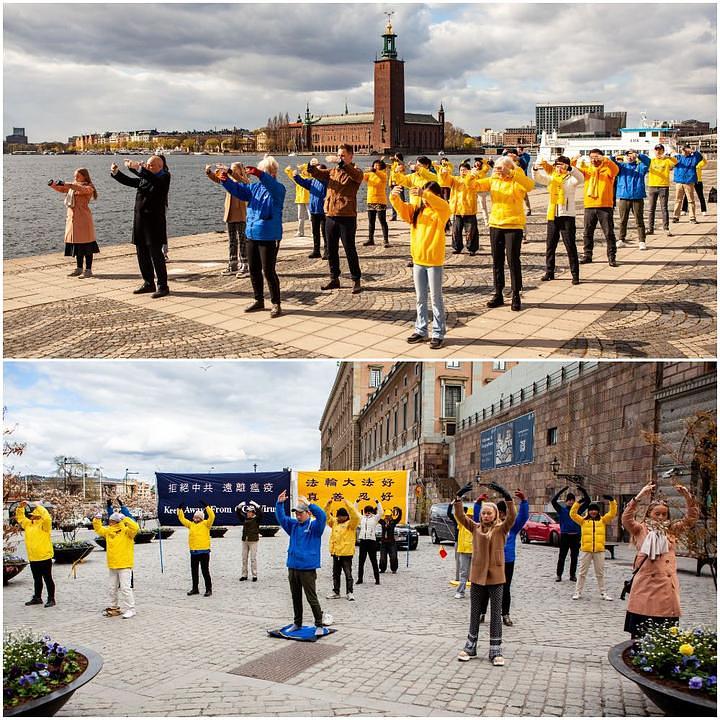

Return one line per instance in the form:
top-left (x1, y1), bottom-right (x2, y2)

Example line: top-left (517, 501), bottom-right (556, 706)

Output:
top-left (536, 102), bottom-right (604, 138)
top-left (5, 126), bottom-right (28, 144)
top-left (480, 128), bottom-right (504, 146)
top-left (558, 111), bottom-right (628, 138)
top-left (502, 126), bottom-right (536, 146)
top-left (672, 119), bottom-right (712, 136)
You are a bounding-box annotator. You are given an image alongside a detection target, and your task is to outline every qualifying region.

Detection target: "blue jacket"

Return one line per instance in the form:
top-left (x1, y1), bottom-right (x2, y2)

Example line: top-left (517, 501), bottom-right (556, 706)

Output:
top-left (611, 156), bottom-right (648, 200)
top-left (472, 498), bottom-right (529, 562)
top-left (222, 172), bottom-right (286, 242)
top-left (276, 501), bottom-right (326, 570)
top-left (518, 152), bottom-right (531, 176)
top-left (293, 174), bottom-right (327, 215)
top-left (550, 488), bottom-right (589, 534)
top-left (672, 151), bottom-right (703, 185)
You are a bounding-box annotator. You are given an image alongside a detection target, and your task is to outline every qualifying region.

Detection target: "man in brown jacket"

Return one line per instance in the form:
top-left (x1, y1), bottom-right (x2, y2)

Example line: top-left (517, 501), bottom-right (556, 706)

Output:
top-left (206, 163), bottom-right (249, 276)
top-left (307, 143), bottom-right (364, 294)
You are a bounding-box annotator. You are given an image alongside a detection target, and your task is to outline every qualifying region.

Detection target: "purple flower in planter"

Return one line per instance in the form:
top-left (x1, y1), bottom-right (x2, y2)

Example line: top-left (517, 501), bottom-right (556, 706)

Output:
top-left (672, 665), bottom-right (681, 674)
top-left (38, 670), bottom-right (50, 678)
top-left (56, 646), bottom-right (67, 656)
top-left (642, 666), bottom-right (653, 673)
top-left (707, 676), bottom-right (717, 687)
top-left (689, 677), bottom-right (704, 690)
top-left (34, 662), bottom-right (47, 670)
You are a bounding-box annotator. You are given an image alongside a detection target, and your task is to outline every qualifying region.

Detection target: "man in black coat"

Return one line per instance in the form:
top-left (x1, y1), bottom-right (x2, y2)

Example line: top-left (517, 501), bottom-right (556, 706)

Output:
top-left (111, 156), bottom-right (171, 298)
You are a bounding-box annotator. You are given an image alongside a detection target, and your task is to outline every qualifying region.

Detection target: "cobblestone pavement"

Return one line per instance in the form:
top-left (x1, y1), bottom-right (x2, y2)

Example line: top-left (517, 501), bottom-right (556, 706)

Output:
top-left (4, 525), bottom-right (716, 716)
top-left (4, 168), bottom-right (716, 360)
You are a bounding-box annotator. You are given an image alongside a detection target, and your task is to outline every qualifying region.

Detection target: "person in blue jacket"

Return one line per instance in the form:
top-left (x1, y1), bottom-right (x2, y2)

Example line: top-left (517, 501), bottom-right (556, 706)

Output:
top-left (611, 151), bottom-right (649, 250)
top-left (550, 485), bottom-right (590, 583)
top-left (289, 159), bottom-right (328, 260)
top-left (475, 489), bottom-right (529, 626)
top-left (516, 146), bottom-right (533, 216)
top-left (218, 156), bottom-right (286, 318)
top-left (276, 490), bottom-right (327, 635)
top-left (671, 145), bottom-right (704, 224)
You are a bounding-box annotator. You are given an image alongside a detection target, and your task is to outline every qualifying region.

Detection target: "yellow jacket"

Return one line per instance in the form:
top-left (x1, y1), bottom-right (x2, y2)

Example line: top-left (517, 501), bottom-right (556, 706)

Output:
top-left (327, 500), bottom-right (361, 556)
top-left (572, 158), bottom-right (619, 208)
top-left (285, 166), bottom-right (310, 204)
top-left (696, 158), bottom-right (707, 183)
top-left (457, 509), bottom-right (474, 554)
top-left (391, 165), bottom-right (437, 207)
top-left (476, 167), bottom-right (535, 229)
top-left (363, 170), bottom-right (388, 205)
top-left (178, 506), bottom-right (215, 551)
top-left (647, 156), bottom-right (678, 187)
top-left (16, 505), bottom-right (54, 562)
top-left (390, 190), bottom-right (450, 266)
top-left (445, 172), bottom-right (483, 215)
top-left (471, 161), bottom-right (491, 180)
top-left (94, 516), bottom-right (139, 569)
top-left (432, 161), bottom-right (454, 187)
top-left (569, 500), bottom-right (617, 553)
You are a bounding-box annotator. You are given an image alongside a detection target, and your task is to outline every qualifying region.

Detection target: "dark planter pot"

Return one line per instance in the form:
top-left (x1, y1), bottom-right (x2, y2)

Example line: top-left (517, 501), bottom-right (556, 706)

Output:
top-left (52, 543), bottom-right (94, 564)
top-left (152, 527), bottom-right (175, 540)
top-left (608, 640), bottom-right (717, 717)
top-left (94, 537), bottom-right (106, 551)
top-left (258, 525), bottom-right (280, 537)
top-left (4, 644), bottom-right (103, 717)
top-left (209, 526), bottom-right (228, 538)
top-left (134, 531), bottom-right (154, 544)
top-left (3, 561), bottom-right (29, 585)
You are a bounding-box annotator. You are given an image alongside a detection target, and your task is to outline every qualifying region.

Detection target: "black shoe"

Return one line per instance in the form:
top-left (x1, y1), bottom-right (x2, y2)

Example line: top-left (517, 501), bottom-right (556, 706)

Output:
top-left (375, 580), bottom-right (380, 585)
top-left (383, 242), bottom-right (390, 248)
top-left (579, 256), bottom-right (592, 264)
top-left (486, 295), bottom-right (504, 308)
top-left (451, 249), bottom-right (462, 255)
top-left (252, 577), bottom-right (257, 582)
top-left (322, 253), bottom-right (329, 260)
top-left (133, 283), bottom-right (156, 294)
top-left (572, 277), bottom-right (580, 285)
top-left (608, 259), bottom-right (618, 267)
top-left (690, 218), bottom-right (698, 224)
top-left (430, 338), bottom-right (444, 350)
top-left (187, 589), bottom-right (199, 596)
top-left (363, 240), bottom-right (375, 246)
top-left (469, 251), bottom-right (477, 256)
top-left (351, 281), bottom-right (362, 295)
top-left (556, 576), bottom-right (562, 582)
top-left (406, 260), bottom-right (414, 267)
top-left (570, 576), bottom-right (577, 582)
top-left (541, 273), bottom-right (554, 281)
top-left (321, 279), bottom-right (340, 291)
top-left (25, 597), bottom-right (43, 606)
top-left (671, 217), bottom-right (679, 223)
top-left (270, 304), bottom-right (282, 318)
top-left (308, 252), bottom-right (321, 259)
top-left (511, 295), bottom-right (521, 312)
top-left (239, 576), bottom-right (248, 582)
top-left (406, 333), bottom-right (426, 344)
top-left (151, 286), bottom-right (169, 299)
top-left (646, 230), bottom-right (654, 236)
top-left (44, 599), bottom-right (56, 608)
top-left (503, 615), bottom-right (514, 627)
top-left (204, 590), bottom-right (212, 597)
top-left (244, 301), bottom-right (265, 313)
top-left (356, 579), bottom-right (363, 585)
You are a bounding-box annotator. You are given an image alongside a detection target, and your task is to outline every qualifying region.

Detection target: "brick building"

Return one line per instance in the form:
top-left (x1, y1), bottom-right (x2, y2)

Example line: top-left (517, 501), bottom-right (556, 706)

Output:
top-left (287, 19), bottom-right (444, 155)
top-left (451, 361), bottom-right (716, 541)
top-left (502, 126), bottom-right (536, 147)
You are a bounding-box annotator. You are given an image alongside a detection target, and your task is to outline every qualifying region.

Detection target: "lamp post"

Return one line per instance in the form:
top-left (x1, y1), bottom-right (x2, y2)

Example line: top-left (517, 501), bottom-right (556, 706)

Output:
top-left (123, 468), bottom-right (139, 497)
top-left (550, 456), bottom-right (585, 484)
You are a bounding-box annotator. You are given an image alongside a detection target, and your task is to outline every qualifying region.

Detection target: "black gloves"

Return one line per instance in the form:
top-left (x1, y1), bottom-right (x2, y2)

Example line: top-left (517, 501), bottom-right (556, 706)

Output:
top-left (456, 482), bottom-right (473, 499)
top-left (602, 495), bottom-right (614, 502)
top-left (577, 484), bottom-right (591, 500)
top-left (488, 481), bottom-right (512, 501)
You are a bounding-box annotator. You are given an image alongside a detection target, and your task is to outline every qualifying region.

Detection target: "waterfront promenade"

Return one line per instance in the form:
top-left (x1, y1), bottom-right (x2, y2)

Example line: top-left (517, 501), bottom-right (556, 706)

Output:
top-left (4, 173), bottom-right (716, 359)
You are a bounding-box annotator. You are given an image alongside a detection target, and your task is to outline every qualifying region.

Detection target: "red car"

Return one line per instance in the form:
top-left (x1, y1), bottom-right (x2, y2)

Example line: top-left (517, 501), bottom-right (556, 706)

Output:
top-left (520, 512), bottom-right (561, 546)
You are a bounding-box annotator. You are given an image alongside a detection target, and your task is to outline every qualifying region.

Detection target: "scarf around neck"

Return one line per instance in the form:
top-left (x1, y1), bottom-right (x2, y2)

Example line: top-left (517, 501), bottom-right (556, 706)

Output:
top-left (639, 519), bottom-right (671, 559)
top-left (586, 163), bottom-right (602, 199)
top-left (547, 171), bottom-right (567, 220)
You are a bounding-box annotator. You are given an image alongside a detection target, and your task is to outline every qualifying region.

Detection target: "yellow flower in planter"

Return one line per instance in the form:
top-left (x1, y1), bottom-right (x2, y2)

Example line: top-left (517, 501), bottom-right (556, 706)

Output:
top-left (669, 626), bottom-right (679, 636)
top-left (679, 643), bottom-right (694, 656)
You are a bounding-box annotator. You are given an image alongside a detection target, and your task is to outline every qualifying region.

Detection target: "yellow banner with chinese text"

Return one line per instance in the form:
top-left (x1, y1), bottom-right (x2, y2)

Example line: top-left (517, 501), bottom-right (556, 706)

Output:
top-left (296, 471), bottom-right (408, 518)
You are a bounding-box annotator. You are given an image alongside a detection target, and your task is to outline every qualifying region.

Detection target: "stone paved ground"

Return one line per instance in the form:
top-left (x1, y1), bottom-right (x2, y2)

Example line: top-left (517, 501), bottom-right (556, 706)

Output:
top-left (4, 167), bottom-right (716, 360)
top-left (4, 524), bottom-right (716, 716)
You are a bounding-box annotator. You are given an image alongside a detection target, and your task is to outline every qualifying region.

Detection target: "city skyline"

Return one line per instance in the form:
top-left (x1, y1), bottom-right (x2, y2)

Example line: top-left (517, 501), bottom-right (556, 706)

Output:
top-left (3, 2), bottom-right (717, 143)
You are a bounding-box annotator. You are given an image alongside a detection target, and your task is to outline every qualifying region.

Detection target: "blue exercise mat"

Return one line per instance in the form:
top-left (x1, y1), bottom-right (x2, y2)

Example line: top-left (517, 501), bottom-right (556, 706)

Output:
top-left (267, 624), bottom-right (337, 642)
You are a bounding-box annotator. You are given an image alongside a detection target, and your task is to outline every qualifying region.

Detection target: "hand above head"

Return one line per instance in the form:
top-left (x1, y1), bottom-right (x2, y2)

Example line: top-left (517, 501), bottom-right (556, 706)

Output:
top-left (124, 159), bottom-right (132, 168)
top-left (602, 494), bottom-right (614, 502)
top-left (476, 493), bottom-right (489, 503)
top-left (18, 500), bottom-right (28, 508)
top-left (110, 163), bottom-right (119, 174)
top-left (297, 494), bottom-right (309, 506)
top-left (514, 489), bottom-right (526, 501)
top-left (278, 490), bottom-right (288, 503)
top-left (245, 166), bottom-right (261, 177)
top-left (636, 482), bottom-right (655, 499)
top-left (94, 512), bottom-right (103, 520)
top-left (391, 185), bottom-right (403, 196)
top-left (456, 482), bottom-right (473, 499)
top-left (672, 483), bottom-right (690, 495)
top-left (488, 481), bottom-right (512, 500)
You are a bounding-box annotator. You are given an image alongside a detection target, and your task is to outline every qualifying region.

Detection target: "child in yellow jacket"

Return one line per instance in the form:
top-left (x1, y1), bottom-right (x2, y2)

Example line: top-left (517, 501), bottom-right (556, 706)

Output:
top-left (285, 164), bottom-right (311, 237)
top-left (437, 162), bottom-right (484, 255)
top-left (362, 160), bottom-right (390, 247)
top-left (16, 501), bottom-right (56, 607)
top-left (325, 496), bottom-right (361, 600)
top-left (178, 502), bottom-right (215, 597)
top-left (390, 181), bottom-right (451, 349)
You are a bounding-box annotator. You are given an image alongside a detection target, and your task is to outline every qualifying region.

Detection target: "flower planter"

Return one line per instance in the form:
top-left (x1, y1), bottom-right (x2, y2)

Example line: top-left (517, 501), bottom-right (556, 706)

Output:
top-left (608, 640), bottom-right (717, 717)
top-left (134, 531), bottom-right (154, 544)
top-left (209, 526), bottom-right (228, 538)
top-left (152, 527), bottom-right (175, 540)
top-left (3, 560), bottom-right (29, 586)
top-left (4, 644), bottom-right (103, 717)
top-left (258, 525), bottom-right (280, 537)
top-left (52, 543), bottom-right (94, 565)
top-left (94, 537), bottom-right (106, 550)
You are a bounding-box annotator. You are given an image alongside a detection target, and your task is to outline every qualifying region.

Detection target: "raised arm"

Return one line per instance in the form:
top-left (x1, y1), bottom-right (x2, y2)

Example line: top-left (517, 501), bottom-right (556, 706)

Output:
top-left (111, 168), bottom-right (141, 188)
top-left (306, 164), bottom-right (331, 181)
top-left (550, 486), bottom-right (567, 514)
top-left (121, 516), bottom-right (139, 539)
top-left (221, 177), bottom-right (252, 202)
top-left (454, 499), bottom-right (476, 533)
top-left (569, 501), bottom-right (584, 526)
top-left (177, 507), bottom-right (192, 528)
top-left (347, 499), bottom-right (362, 529)
top-left (513, 166), bottom-right (535, 192)
top-left (389, 188), bottom-right (414, 223)
top-left (275, 493), bottom-right (293, 535)
top-left (671, 484), bottom-right (700, 534)
top-left (204, 504), bottom-right (215, 527)
top-left (511, 495), bottom-right (529, 533)
top-left (308, 503), bottom-right (327, 536)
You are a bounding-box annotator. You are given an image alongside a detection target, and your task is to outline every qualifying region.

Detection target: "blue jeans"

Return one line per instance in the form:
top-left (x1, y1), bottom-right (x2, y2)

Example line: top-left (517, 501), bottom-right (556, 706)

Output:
top-left (413, 264), bottom-right (445, 339)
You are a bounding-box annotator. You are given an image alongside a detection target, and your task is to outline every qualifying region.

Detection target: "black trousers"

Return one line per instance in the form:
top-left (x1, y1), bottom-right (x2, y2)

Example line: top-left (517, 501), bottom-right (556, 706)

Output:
top-left (30, 559), bottom-right (55, 601)
top-left (357, 539), bottom-right (380, 582)
top-left (135, 240), bottom-right (168, 288)
top-left (246, 239), bottom-right (280, 305)
top-left (556, 533), bottom-right (581, 578)
top-left (489, 227), bottom-right (523, 296)
top-left (647, 187), bottom-right (670, 231)
top-left (310, 213), bottom-right (327, 255)
top-left (368, 208), bottom-right (389, 244)
top-left (326, 216), bottom-right (361, 280)
top-left (379, 542), bottom-right (398, 573)
top-left (288, 568), bottom-right (323, 626)
top-left (582, 207), bottom-right (616, 261)
top-left (546, 217), bottom-right (580, 278)
top-left (452, 215), bottom-right (479, 253)
top-left (682, 181), bottom-right (707, 213)
top-left (74, 245), bottom-right (95, 270)
top-left (190, 553), bottom-right (211, 592)
top-left (332, 555), bottom-right (354, 594)
top-left (479, 561), bottom-right (515, 616)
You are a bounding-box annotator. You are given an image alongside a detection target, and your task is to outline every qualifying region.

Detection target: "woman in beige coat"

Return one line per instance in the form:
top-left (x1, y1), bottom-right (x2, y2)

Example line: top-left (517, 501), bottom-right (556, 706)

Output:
top-left (49, 169), bottom-right (98, 277)
top-left (454, 481), bottom-right (516, 666)
top-left (622, 480), bottom-right (698, 638)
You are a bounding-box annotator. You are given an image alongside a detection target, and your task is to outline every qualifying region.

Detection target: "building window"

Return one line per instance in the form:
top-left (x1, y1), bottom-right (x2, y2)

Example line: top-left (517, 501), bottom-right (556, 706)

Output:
top-left (492, 361), bottom-right (506, 371)
top-left (443, 384), bottom-right (462, 418)
top-left (415, 363), bottom-right (421, 376)
top-left (369, 367), bottom-right (382, 388)
top-left (446, 361), bottom-right (460, 369)
top-left (413, 389), bottom-right (420, 423)
top-left (547, 427), bottom-right (558, 445)
top-left (388, 413), bottom-right (393, 438)
top-left (402, 399), bottom-right (408, 430)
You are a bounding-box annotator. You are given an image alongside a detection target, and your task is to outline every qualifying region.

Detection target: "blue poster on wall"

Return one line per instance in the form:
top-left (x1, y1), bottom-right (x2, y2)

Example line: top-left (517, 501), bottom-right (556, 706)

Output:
top-left (155, 471), bottom-right (291, 526)
top-left (479, 413), bottom-right (534, 471)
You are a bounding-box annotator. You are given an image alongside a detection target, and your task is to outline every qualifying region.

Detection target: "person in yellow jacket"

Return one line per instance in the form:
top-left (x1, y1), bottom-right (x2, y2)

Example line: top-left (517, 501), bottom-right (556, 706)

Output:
top-left (432, 155), bottom-right (455, 232)
top-left (572, 150), bottom-right (620, 266)
top-left (178, 501), bottom-right (215, 597)
top-left (682, 156), bottom-right (708, 217)
top-left (93, 510), bottom-right (139, 618)
top-left (644, 144), bottom-right (678, 235)
top-left (362, 160), bottom-right (390, 247)
top-left (388, 153), bottom-right (406, 221)
top-left (16, 501), bottom-right (56, 607)
top-left (472, 158), bottom-right (491, 225)
top-left (284, 163), bottom-right (311, 237)
top-left (324, 495), bottom-right (361, 601)
top-left (437, 162), bottom-right (483, 255)
top-left (390, 181), bottom-right (451, 349)
top-left (569, 496), bottom-right (617, 601)
top-left (448, 501), bottom-right (474, 599)
top-left (474, 156), bottom-right (535, 311)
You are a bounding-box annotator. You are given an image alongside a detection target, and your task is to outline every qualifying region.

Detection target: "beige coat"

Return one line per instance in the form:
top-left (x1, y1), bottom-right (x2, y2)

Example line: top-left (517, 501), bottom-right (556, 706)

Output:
top-left (207, 169), bottom-right (247, 223)
top-left (622, 497), bottom-right (699, 617)
top-left (454, 498), bottom-right (516, 585)
top-left (51, 183), bottom-right (96, 244)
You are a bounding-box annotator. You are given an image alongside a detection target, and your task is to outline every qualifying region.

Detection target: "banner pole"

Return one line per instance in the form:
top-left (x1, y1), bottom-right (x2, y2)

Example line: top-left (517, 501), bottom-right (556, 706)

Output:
top-left (406, 470), bottom-right (410, 568)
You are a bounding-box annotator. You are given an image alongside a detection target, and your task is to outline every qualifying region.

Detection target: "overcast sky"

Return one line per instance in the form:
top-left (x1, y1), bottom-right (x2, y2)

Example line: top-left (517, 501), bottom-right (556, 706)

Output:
top-left (3, 361), bottom-right (339, 482)
top-left (3, 2), bottom-right (716, 143)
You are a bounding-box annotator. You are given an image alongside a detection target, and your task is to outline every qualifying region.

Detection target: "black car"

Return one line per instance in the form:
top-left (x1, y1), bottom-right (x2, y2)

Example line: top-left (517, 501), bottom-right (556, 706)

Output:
top-left (355, 523), bottom-right (419, 550)
top-left (429, 501), bottom-right (474, 544)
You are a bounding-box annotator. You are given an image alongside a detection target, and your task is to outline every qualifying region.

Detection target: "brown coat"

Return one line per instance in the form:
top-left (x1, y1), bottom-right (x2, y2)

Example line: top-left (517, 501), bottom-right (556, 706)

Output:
top-left (207, 169), bottom-right (247, 223)
top-left (454, 498), bottom-right (517, 585)
top-left (307, 162), bottom-right (363, 217)
top-left (51, 183), bottom-right (96, 244)
top-left (622, 497), bottom-right (699, 618)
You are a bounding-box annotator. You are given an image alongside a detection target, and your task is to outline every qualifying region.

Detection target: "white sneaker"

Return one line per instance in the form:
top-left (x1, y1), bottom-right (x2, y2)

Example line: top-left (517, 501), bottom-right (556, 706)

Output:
top-left (321, 611), bottom-right (333, 626)
top-left (492, 655), bottom-right (505, 666)
top-left (326, 592), bottom-right (340, 600)
top-left (454, 592), bottom-right (464, 599)
top-left (346, 593), bottom-right (355, 601)
top-left (601, 592), bottom-right (613, 601)
top-left (639, 241), bottom-right (647, 250)
top-left (572, 592), bottom-right (581, 600)
top-left (616, 240), bottom-right (629, 248)
top-left (122, 609), bottom-right (136, 619)
top-left (702, 211), bottom-right (707, 216)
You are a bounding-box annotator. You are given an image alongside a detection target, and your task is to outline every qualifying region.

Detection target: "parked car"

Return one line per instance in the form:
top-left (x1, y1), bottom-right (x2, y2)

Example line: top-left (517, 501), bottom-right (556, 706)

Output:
top-left (429, 501), bottom-right (474, 544)
top-left (354, 524), bottom-right (419, 550)
top-left (520, 512), bottom-right (561, 546)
